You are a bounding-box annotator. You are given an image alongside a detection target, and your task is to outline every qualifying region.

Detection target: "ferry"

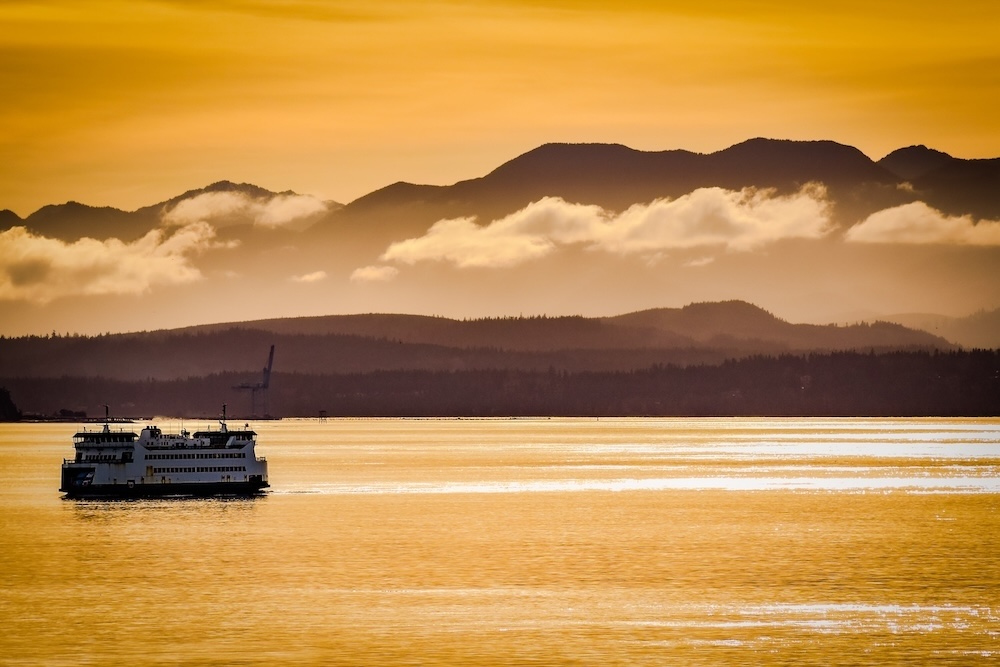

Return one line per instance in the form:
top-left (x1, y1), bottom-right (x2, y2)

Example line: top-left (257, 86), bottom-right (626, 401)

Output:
top-left (60, 405), bottom-right (269, 498)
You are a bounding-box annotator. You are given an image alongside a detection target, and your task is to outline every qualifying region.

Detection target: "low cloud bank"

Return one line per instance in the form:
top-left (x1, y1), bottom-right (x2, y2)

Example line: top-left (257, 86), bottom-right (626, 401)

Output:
top-left (350, 265), bottom-right (399, 283)
top-left (291, 270), bottom-right (328, 283)
top-left (163, 191), bottom-right (328, 229)
top-left (0, 223), bottom-right (229, 303)
top-left (846, 202), bottom-right (1000, 245)
top-left (377, 185), bottom-right (833, 271)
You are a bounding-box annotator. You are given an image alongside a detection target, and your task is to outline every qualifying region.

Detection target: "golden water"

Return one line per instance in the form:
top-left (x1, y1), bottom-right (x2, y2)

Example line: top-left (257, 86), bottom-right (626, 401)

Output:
top-left (2, 418), bottom-right (999, 665)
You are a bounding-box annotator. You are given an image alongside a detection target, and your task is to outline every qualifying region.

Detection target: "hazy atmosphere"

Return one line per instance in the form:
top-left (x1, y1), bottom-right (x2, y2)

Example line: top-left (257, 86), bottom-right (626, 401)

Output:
top-left (4, 5), bottom-right (1000, 665)
top-left (2, 0), bottom-right (999, 335)
top-left (4, 1), bottom-right (1000, 215)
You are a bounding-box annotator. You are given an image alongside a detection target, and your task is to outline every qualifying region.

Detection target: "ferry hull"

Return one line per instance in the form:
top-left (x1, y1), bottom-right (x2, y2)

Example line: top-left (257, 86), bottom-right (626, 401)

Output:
top-left (61, 478), bottom-right (269, 499)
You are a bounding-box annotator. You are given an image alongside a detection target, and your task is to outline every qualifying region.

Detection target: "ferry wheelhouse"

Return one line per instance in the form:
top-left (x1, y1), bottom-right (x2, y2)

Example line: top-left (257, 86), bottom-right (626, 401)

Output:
top-left (60, 406), bottom-right (269, 498)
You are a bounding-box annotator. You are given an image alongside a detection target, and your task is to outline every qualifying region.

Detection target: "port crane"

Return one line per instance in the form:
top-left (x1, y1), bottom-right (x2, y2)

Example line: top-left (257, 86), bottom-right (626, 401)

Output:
top-left (233, 344), bottom-right (275, 418)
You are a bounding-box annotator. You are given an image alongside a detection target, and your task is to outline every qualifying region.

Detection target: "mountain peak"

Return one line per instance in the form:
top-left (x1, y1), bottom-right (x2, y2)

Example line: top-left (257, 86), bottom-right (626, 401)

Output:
top-left (30, 200), bottom-right (123, 216)
top-left (0, 208), bottom-right (23, 230)
top-left (712, 138), bottom-right (890, 186)
top-left (721, 137), bottom-right (852, 151)
top-left (877, 145), bottom-right (956, 181)
top-left (484, 143), bottom-right (643, 183)
top-left (680, 299), bottom-right (782, 322)
top-left (168, 181), bottom-right (285, 203)
top-left (606, 300), bottom-right (786, 340)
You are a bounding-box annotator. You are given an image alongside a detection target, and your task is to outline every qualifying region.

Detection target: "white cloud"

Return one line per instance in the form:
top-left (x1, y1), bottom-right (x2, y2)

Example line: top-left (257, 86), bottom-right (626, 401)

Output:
top-left (291, 270), bottom-right (328, 283)
top-left (350, 265), bottom-right (399, 283)
top-left (163, 191), bottom-right (328, 229)
top-left (0, 223), bottom-right (227, 303)
top-left (163, 191), bottom-right (246, 226)
top-left (846, 202), bottom-right (1000, 245)
top-left (378, 185), bottom-right (832, 269)
top-left (603, 184), bottom-right (832, 254)
top-left (256, 194), bottom-right (329, 228)
top-left (382, 216), bottom-right (557, 269)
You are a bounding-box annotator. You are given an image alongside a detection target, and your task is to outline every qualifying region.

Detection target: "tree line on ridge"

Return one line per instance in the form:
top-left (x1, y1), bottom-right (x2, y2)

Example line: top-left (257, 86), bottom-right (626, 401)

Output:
top-left (4, 349), bottom-right (997, 419)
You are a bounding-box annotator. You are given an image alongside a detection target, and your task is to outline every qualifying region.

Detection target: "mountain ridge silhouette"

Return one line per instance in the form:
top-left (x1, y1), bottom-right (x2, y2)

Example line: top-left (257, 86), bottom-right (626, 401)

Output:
top-left (0, 299), bottom-right (955, 383)
top-left (7, 138), bottom-right (997, 243)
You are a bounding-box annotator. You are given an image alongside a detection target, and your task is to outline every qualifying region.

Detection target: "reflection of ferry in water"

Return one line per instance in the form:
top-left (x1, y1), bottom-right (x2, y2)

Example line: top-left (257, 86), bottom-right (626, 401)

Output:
top-left (60, 405), bottom-right (269, 498)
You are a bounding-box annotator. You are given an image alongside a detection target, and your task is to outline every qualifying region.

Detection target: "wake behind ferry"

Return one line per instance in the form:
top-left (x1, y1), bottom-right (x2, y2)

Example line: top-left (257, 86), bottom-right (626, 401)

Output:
top-left (60, 405), bottom-right (269, 498)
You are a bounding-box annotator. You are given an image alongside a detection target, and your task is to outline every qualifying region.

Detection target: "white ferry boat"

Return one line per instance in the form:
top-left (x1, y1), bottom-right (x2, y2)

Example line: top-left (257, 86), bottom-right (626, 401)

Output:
top-left (60, 406), bottom-right (269, 498)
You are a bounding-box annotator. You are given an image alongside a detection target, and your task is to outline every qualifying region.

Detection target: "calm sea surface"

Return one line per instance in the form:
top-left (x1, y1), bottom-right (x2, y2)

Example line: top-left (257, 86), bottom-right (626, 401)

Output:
top-left (2, 418), bottom-right (999, 665)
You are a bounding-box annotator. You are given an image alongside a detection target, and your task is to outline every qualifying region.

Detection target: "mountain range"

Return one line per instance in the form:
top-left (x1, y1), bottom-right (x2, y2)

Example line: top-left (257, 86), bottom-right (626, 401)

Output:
top-left (4, 299), bottom-right (998, 419)
top-left (329, 140), bottom-right (1000, 245)
top-left (7, 139), bottom-right (999, 241)
top-left (1, 138), bottom-right (999, 340)
top-left (0, 301), bottom-right (958, 384)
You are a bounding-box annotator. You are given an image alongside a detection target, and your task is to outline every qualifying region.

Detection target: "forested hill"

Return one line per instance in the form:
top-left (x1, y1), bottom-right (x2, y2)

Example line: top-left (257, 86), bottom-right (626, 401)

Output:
top-left (175, 300), bottom-right (954, 351)
top-left (0, 302), bottom-right (954, 381)
top-left (7, 350), bottom-right (999, 418)
top-left (4, 300), bottom-right (983, 418)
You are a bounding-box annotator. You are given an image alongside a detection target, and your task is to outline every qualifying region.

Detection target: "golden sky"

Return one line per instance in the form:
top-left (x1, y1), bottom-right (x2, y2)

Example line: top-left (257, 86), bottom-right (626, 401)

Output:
top-left (2, 0), bottom-right (999, 216)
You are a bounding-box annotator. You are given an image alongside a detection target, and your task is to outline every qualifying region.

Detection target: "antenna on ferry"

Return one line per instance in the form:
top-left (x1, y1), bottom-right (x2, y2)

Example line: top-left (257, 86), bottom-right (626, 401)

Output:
top-left (220, 403), bottom-right (228, 432)
top-left (103, 404), bottom-right (110, 432)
